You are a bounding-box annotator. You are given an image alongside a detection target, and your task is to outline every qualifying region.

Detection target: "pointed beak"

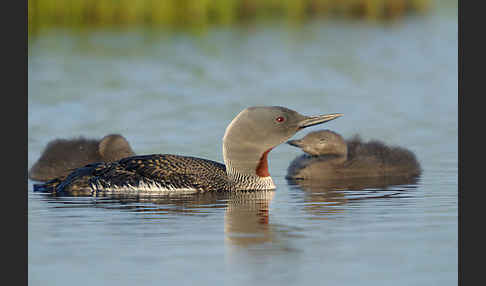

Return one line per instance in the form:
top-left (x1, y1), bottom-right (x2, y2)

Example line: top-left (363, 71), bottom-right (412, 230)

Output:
top-left (287, 139), bottom-right (302, 147)
top-left (297, 113), bottom-right (343, 129)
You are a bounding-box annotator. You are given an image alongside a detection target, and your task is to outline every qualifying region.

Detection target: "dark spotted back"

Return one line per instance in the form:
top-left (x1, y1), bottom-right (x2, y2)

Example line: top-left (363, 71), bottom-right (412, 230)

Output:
top-left (40, 154), bottom-right (235, 194)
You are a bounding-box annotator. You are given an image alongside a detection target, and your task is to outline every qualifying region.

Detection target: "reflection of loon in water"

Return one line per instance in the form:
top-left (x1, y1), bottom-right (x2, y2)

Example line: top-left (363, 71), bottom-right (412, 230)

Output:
top-left (29, 134), bottom-right (135, 182)
top-left (286, 129), bottom-right (422, 181)
top-left (34, 107), bottom-right (342, 194)
top-left (225, 190), bottom-right (275, 247)
top-left (42, 189), bottom-right (277, 248)
top-left (42, 185), bottom-right (413, 249)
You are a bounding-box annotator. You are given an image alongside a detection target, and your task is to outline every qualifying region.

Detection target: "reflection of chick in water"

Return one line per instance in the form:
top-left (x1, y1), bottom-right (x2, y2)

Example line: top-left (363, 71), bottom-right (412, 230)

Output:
top-left (292, 180), bottom-right (419, 217)
top-left (224, 190), bottom-right (275, 247)
top-left (287, 173), bottom-right (419, 217)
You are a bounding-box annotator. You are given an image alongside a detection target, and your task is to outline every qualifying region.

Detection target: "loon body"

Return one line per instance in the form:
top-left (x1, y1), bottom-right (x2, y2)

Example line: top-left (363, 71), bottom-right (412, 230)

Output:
top-left (286, 130), bottom-right (421, 180)
top-left (34, 106), bottom-right (342, 194)
top-left (29, 134), bottom-right (135, 182)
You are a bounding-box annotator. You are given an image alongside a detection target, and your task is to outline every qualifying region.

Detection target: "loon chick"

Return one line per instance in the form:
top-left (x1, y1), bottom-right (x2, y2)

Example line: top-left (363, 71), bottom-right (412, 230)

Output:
top-left (34, 106), bottom-right (342, 195)
top-left (29, 134), bottom-right (135, 182)
top-left (286, 130), bottom-right (421, 180)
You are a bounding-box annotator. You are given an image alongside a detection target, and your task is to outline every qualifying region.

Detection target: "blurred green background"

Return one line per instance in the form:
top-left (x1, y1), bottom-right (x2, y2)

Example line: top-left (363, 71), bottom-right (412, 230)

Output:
top-left (28, 0), bottom-right (432, 34)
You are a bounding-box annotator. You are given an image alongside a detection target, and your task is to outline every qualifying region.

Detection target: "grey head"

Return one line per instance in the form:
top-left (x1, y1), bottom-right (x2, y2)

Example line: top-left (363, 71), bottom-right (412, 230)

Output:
top-left (98, 134), bottom-right (136, 162)
top-left (222, 106), bottom-right (342, 189)
top-left (287, 129), bottom-right (348, 157)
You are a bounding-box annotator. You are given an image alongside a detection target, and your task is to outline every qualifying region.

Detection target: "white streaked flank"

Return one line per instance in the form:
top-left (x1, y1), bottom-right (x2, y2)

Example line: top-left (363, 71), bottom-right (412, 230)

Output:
top-left (90, 180), bottom-right (200, 195)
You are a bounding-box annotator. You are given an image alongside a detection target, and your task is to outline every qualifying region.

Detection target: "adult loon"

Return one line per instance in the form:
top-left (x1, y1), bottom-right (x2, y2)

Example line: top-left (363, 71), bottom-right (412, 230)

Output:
top-left (34, 106), bottom-right (342, 195)
top-left (286, 129), bottom-right (421, 180)
top-left (29, 134), bottom-right (135, 182)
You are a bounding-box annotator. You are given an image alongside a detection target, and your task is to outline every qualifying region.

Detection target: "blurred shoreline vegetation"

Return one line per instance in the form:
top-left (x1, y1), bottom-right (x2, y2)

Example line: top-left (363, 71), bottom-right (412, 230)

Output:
top-left (28, 0), bottom-right (432, 35)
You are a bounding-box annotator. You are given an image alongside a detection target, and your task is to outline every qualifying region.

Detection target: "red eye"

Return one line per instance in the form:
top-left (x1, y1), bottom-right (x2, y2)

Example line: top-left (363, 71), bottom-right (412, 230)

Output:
top-left (275, 116), bottom-right (285, 123)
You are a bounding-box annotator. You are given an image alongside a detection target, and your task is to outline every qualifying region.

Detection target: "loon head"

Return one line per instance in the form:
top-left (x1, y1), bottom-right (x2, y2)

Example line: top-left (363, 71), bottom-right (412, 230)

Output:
top-left (287, 129), bottom-right (348, 158)
top-left (222, 106), bottom-right (342, 190)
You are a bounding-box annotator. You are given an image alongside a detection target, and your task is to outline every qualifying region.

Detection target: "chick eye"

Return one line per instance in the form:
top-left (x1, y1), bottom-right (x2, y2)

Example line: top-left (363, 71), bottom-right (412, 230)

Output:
top-left (275, 116), bottom-right (285, 123)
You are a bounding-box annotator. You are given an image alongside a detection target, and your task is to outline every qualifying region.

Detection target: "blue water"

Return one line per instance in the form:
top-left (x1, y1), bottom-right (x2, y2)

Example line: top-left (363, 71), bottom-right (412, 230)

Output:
top-left (28, 3), bottom-right (457, 286)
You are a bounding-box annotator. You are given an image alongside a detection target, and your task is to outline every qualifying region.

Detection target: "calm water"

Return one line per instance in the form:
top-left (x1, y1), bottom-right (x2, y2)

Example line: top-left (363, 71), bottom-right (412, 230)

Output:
top-left (28, 4), bottom-right (457, 286)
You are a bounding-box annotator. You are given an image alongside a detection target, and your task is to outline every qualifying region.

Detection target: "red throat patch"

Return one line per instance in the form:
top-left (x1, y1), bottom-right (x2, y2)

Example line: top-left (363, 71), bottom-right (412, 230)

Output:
top-left (256, 148), bottom-right (273, 177)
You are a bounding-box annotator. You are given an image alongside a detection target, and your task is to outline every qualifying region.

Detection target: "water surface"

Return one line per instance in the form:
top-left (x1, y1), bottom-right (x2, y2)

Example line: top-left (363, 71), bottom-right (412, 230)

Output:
top-left (28, 5), bottom-right (457, 286)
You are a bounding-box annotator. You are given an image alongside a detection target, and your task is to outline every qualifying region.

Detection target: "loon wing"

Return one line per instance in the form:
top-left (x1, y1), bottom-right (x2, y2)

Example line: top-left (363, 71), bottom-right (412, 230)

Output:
top-left (45, 154), bottom-right (231, 194)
